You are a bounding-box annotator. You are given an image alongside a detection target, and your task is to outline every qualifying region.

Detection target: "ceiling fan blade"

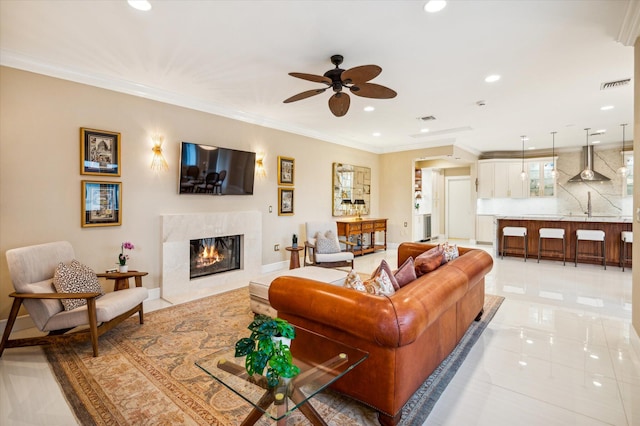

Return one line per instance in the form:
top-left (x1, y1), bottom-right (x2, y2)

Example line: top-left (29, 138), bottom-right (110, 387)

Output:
top-left (328, 93), bottom-right (350, 117)
top-left (350, 83), bottom-right (397, 99)
top-left (288, 72), bottom-right (332, 84)
top-left (283, 88), bottom-right (327, 103)
top-left (341, 65), bottom-right (382, 84)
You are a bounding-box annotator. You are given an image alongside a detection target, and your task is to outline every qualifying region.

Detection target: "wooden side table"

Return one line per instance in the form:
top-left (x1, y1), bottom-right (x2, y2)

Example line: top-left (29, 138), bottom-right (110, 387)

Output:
top-left (285, 246), bottom-right (303, 269)
top-left (96, 270), bottom-right (148, 291)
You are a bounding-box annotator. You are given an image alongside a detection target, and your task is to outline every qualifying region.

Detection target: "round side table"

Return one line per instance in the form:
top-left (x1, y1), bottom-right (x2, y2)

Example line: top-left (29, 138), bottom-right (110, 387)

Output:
top-left (285, 246), bottom-right (304, 269)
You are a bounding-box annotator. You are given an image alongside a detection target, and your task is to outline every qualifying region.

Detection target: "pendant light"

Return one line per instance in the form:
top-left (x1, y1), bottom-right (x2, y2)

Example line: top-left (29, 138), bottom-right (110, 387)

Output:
top-left (550, 131), bottom-right (558, 180)
top-left (580, 128), bottom-right (595, 180)
top-left (617, 123), bottom-right (628, 177)
top-left (520, 136), bottom-right (527, 181)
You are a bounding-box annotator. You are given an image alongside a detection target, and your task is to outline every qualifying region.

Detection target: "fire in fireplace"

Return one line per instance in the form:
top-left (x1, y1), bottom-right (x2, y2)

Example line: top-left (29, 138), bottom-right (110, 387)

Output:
top-left (190, 235), bottom-right (241, 279)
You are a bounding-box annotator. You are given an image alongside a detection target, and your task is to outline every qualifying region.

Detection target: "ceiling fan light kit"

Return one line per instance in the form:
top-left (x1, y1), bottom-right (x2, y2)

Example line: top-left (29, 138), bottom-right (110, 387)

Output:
top-left (284, 54), bottom-right (397, 117)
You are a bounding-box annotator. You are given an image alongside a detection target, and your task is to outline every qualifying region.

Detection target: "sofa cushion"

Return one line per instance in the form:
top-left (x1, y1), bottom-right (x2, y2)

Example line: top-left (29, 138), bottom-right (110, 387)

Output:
top-left (443, 242), bottom-right (459, 262)
top-left (315, 230), bottom-right (341, 254)
top-left (363, 269), bottom-right (396, 296)
top-left (414, 245), bottom-right (446, 277)
top-left (394, 256), bottom-right (417, 287)
top-left (371, 259), bottom-right (400, 290)
top-left (344, 269), bottom-right (367, 292)
top-left (52, 260), bottom-right (103, 311)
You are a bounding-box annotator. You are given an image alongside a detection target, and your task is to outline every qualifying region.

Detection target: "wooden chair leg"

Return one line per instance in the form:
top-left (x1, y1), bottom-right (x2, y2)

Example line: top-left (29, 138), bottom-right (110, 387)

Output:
top-left (86, 298), bottom-right (99, 357)
top-left (138, 305), bottom-right (144, 324)
top-left (0, 297), bottom-right (23, 357)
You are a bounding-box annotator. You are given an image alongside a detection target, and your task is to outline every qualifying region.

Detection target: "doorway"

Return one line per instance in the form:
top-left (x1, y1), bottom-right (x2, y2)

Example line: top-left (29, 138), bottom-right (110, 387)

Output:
top-left (445, 176), bottom-right (472, 239)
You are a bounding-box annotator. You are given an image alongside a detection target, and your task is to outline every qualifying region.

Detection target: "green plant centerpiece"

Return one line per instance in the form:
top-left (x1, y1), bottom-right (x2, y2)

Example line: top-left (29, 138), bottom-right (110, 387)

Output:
top-left (234, 314), bottom-right (300, 387)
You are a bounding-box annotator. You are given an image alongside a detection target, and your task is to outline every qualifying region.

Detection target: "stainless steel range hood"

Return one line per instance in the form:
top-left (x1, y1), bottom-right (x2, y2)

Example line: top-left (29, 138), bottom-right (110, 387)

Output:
top-left (568, 145), bottom-right (611, 182)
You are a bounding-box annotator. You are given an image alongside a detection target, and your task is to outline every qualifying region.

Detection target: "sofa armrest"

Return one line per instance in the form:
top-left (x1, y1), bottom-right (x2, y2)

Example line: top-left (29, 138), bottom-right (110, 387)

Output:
top-left (270, 277), bottom-right (404, 347)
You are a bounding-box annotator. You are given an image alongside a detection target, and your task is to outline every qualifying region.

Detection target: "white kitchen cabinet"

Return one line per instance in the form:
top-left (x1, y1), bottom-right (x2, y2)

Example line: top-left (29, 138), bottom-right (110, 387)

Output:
top-left (476, 215), bottom-right (495, 244)
top-left (477, 162), bottom-right (495, 198)
top-left (477, 160), bottom-right (527, 199)
top-left (527, 158), bottom-right (556, 197)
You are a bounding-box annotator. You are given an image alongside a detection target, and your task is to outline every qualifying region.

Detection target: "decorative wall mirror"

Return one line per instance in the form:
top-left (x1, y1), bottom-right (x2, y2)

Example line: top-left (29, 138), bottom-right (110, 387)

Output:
top-left (332, 163), bottom-right (371, 217)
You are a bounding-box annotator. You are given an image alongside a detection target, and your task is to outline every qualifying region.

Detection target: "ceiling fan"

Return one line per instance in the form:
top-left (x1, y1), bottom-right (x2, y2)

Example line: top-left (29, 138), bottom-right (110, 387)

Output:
top-left (283, 54), bottom-right (397, 117)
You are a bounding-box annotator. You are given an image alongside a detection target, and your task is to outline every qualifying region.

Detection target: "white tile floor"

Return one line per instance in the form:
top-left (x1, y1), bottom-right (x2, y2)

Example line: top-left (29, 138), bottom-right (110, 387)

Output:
top-left (1, 242), bottom-right (638, 425)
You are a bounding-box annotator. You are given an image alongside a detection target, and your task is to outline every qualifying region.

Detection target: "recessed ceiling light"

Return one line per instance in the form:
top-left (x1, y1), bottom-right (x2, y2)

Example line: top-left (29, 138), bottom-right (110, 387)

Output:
top-left (420, 128), bottom-right (429, 133)
top-left (528, 146), bottom-right (535, 150)
top-left (373, 132), bottom-right (381, 137)
top-left (484, 74), bottom-right (501, 83)
top-left (128, 0), bottom-right (152, 11)
top-left (600, 105), bottom-right (614, 111)
top-left (522, 137), bottom-right (529, 141)
top-left (595, 129), bottom-right (606, 133)
top-left (364, 106), bottom-right (375, 112)
top-left (592, 140), bottom-right (601, 144)
top-left (424, 0), bottom-right (447, 13)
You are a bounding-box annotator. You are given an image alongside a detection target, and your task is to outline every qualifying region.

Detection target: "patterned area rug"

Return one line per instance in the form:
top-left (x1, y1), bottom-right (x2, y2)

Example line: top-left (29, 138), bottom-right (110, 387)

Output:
top-left (45, 288), bottom-right (503, 425)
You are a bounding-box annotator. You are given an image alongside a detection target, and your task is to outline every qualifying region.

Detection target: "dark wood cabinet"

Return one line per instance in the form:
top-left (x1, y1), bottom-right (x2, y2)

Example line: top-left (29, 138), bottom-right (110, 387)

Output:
top-left (336, 218), bottom-right (387, 256)
top-left (497, 218), bottom-right (631, 267)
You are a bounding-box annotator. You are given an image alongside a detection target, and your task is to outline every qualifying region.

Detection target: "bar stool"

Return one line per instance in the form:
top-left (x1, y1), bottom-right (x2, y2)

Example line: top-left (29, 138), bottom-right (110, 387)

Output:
top-left (501, 227), bottom-right (528, 261)
top-left (575, 229), bottom-right (606, 269)
top-left (620, 231), bottom-right (633, 271)
top-left (538, 228), bottom-right (566, 265)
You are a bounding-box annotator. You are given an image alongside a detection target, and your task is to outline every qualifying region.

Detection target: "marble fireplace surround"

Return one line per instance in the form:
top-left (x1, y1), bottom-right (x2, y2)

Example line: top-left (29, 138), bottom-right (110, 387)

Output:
top-left (161, 211), bottom-right (262, 304)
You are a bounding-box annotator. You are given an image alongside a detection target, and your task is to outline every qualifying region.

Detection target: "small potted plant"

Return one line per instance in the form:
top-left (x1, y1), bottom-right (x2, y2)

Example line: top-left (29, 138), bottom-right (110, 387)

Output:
top-left (234, 314), bottom-right (300, 388)
top-left (118, 241), bottom-right (134, 272)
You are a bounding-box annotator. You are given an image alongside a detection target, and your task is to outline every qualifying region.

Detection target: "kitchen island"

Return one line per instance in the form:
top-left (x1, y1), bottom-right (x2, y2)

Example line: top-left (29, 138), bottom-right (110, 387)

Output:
top-left (496, 216), bottom-right (632, 267)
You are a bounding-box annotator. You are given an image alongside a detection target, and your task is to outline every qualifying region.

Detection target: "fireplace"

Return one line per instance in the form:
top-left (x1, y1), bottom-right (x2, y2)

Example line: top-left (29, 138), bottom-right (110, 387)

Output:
top-left (161, 211), bottom-right (261, 303)
top-left (190, 235), bottom-right (241, 279)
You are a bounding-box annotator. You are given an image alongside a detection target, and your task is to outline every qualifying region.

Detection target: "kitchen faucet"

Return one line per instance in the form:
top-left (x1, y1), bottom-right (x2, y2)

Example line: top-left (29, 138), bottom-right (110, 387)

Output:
top-left (586, 191), bottom-right (592, 218)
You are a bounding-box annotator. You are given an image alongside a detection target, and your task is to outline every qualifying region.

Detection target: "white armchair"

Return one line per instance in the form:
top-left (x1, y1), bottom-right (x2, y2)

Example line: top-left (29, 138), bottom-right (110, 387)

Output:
top-left (304, 221), bottom-right (354, 268)
top-left (0, 241), bottom-right (148, 357)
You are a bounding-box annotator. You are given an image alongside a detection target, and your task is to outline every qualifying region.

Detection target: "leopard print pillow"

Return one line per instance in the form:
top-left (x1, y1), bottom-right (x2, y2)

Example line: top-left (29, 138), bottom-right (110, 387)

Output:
top-left (52, 260), bottom-right (103, 311)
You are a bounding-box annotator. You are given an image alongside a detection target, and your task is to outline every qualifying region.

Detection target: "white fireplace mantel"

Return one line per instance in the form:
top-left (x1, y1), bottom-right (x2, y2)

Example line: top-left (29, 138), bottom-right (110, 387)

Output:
top-left (161, 211), bottom-right (261, 304)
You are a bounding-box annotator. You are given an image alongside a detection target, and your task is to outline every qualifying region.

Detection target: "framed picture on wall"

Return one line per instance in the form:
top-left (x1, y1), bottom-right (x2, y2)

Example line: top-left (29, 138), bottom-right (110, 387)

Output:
top-left (81, 180), bottom-right (122, 227)
top-left (278, 187), bottom-right (294, 216)
top-left (80, 128), bottom-right (121, 176)
top-left (277, 156), bottom-right (294, 185)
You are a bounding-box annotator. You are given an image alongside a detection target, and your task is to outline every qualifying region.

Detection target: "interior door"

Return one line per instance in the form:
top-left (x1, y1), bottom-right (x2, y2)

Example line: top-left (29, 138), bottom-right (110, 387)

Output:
top-left (446, 177), bottom-right (472, 239)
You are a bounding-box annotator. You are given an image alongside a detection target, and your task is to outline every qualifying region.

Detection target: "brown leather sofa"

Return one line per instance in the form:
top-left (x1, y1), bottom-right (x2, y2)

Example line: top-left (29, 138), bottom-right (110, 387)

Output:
top-left (269, 242), bottom-right (493, 425)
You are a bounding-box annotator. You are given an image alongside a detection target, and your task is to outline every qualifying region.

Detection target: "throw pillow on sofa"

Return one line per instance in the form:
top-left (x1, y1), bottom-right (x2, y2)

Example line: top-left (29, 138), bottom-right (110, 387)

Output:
top-left (442, 242), bottom-right (459, 262)
top-left (394, 256), bottom-right (417, 287)
top-left (363, 269), bottom-right (396, 296)
top-left (371, 259), bottom-right (400, 290)
top-left (315, 230), bottom-right (341, 254)
top-left (344, 269), bottom-right (395, 296)
top-left (52, 260), bottom-right (103, 311)
top-left (344, 269), bottom-right (367, 292)
top-left (414, 245), bottom-right (446, 277)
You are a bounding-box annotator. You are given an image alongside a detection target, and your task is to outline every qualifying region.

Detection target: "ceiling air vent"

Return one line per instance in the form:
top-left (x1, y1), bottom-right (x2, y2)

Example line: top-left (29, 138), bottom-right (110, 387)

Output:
top-left (418, 115), bottom-right (436, 121)
top-left (600, 78), bottom-right (631, 90)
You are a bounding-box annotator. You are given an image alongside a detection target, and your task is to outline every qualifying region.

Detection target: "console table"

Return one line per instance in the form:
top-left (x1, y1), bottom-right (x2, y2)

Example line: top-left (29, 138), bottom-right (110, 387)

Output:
top-left (336, 218), bottom-right (387, 256)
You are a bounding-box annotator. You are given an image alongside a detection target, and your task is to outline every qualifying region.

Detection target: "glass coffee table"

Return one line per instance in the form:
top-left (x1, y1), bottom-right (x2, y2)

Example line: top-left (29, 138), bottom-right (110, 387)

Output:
top-left (196, 326), bottom-right (368, 425)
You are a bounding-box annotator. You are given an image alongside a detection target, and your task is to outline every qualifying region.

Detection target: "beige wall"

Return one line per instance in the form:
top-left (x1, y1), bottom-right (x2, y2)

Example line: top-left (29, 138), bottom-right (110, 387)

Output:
top-left (0, 66), bottom-right (380, 320)
top-left (379, 146), bottom-right (477, 243)
top-left (633, 37), bottom-right (640, 337)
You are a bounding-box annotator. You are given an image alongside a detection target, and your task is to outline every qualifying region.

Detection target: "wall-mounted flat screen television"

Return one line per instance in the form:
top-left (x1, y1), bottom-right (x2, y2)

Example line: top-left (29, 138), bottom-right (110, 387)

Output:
top-left (179, 142), bottom-right (256, 195)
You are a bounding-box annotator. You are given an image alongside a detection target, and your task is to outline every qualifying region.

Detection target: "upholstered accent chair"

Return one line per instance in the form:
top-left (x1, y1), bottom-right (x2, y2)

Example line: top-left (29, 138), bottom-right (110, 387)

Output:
top-left (0, 241), bottom-right (148, 357)
top-left (304, 221), bottom-right (355, 268)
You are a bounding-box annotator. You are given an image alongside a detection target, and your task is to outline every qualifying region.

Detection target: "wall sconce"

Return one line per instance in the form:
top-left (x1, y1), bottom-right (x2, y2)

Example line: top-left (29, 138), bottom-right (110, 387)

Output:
top-left (150, 135), bottom-right (168, 172)
top-left (255, 152), bottom-right (267, 178)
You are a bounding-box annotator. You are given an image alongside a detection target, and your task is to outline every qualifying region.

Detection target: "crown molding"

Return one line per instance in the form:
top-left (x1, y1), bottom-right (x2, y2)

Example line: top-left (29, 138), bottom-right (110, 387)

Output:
top-left (0, 49), bottom-right (385, 154)
top-left (617, 0), bottom-right (640, 46)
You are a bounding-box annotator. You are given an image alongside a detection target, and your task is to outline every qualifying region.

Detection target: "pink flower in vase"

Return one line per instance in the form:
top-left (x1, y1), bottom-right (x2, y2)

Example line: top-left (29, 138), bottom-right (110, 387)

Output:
top-left (118, 241), bottom-right (135, 266)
